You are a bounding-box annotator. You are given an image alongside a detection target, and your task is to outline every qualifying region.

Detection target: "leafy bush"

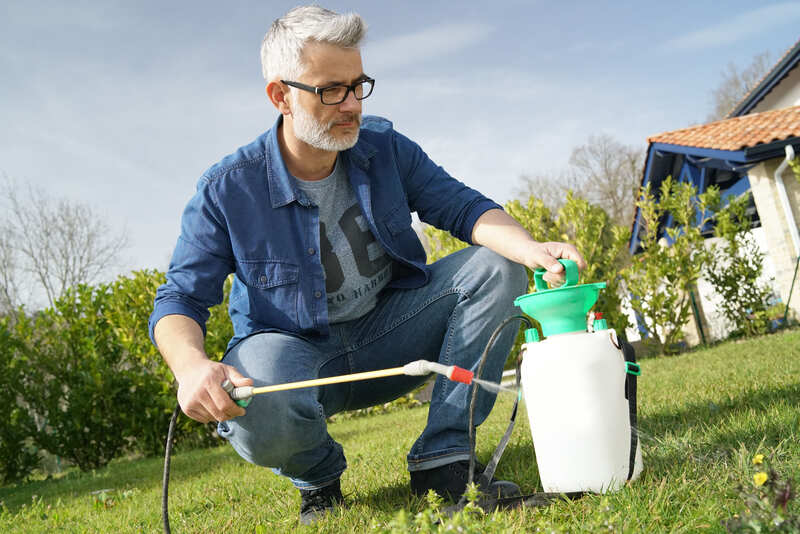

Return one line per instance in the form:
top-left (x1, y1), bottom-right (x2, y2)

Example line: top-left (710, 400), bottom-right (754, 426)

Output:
top-left (103, 270), bottom-right (175, 455)
top-left (0, 319), bottom-right (40, 483)
top-left (706, 193), bottom-right (774, 337)
top-left (425, 194), bottom-right (630, 334)
top-left (1, 269), bottom-right (237, 475)
top-left (12, 284), bottom-right (154, 471)
top-left (550, 192), bottom-right (631, 333)
top-left (621, 177), bottom-right (719, 355)
top-left (789, 157), bottom-right (800, 183)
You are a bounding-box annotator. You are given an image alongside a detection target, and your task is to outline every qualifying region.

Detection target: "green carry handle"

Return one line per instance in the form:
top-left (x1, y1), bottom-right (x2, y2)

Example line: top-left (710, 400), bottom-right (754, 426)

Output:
top-left (533, 258), bottom-right (579, 291)
top-left (514, 258), bottom-right (606, 337)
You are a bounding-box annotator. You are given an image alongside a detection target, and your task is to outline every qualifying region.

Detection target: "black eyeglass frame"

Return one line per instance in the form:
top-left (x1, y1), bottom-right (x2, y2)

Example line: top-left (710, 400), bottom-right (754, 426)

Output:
top-left (281, 77), bottom-right (375, 105)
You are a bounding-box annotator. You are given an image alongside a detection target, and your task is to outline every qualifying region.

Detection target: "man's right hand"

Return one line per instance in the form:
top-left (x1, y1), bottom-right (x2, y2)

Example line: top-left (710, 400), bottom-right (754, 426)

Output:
top-left (154, 314), bottom-right (255, 423)
top-left (176, 359), bottom-right (254, 423)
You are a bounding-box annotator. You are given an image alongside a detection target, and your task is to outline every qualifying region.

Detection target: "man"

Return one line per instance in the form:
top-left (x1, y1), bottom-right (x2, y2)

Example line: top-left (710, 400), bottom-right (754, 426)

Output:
top-left (149, 5), bottom-right (586, 525)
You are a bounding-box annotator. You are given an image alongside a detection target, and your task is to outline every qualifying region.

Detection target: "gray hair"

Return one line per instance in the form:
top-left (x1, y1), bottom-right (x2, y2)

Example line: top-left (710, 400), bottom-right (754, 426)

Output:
top-left (260, 6), bottom-right (367, 82)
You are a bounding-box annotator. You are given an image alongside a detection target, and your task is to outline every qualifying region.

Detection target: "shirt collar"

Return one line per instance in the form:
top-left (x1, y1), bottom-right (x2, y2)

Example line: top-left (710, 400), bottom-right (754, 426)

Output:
top-left (265, 115), bottom-right (378, 208)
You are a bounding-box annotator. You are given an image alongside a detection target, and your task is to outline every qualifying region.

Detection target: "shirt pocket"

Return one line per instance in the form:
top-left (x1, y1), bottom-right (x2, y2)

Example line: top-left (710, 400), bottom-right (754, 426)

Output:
top-left (233, 260), bottom-right (300, 331)
top-left (238, 260), bottom-right (299, 289)
top-left (383, 205), bottom-right (413, 235)
top-left (381, 206), bottom-right (426, 262)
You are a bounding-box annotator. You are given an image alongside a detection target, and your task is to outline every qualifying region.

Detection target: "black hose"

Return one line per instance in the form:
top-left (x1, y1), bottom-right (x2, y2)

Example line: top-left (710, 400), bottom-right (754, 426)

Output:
top-left (465, 315), bottom-right (532, 496)
top-left (162, 403), bottom-right (181, 534)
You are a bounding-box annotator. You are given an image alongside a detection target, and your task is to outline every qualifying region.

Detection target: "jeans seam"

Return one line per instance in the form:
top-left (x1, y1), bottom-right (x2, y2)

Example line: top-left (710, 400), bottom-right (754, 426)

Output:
top-left (436, 292), bottom-right (464, 407)
top-left (314, 350), bottom-right (352, 416)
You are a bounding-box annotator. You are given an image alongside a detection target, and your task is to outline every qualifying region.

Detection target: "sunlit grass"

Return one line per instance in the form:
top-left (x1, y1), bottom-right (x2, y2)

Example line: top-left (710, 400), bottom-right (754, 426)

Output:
top-left (2, 329), bottom-right (799, 532)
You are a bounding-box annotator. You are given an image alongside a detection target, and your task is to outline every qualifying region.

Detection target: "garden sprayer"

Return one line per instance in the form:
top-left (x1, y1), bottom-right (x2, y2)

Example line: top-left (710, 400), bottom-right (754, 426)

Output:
top-left (514, 259), bottom-right (643, 494)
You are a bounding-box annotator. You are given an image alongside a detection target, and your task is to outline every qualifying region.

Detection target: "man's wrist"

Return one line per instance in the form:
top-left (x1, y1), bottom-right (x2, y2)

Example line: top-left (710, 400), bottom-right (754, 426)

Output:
top-left (169, 348), bottom-right (211, 380)
top-left (520, 241), bottom-right (544, 270)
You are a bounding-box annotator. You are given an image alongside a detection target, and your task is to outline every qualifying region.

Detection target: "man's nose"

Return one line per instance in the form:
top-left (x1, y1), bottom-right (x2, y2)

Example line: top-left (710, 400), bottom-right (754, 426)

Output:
top-left (339, 89), bottom-right (361, 112)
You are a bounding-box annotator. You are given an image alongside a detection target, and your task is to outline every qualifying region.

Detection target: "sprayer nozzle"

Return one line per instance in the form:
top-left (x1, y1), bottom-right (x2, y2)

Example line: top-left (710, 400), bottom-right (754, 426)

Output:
top-left (448, 366), bottom-right (474, 384)
top-left (402, 360), bottom-right (474, 384)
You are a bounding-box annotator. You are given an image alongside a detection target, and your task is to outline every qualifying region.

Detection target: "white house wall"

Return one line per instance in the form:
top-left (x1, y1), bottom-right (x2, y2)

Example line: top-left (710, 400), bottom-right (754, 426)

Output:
top-left (747, 159), bottom-right (800, 319)
top-left (751, 66), bottom-right (800, 114)
top-left (692, 228), bottom-right (781, 342)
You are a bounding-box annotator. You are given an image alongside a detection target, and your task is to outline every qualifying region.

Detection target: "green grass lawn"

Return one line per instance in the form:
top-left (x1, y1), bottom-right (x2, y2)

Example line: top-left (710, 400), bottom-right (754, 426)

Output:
top-left (2, 329), bottom-right (799, 533)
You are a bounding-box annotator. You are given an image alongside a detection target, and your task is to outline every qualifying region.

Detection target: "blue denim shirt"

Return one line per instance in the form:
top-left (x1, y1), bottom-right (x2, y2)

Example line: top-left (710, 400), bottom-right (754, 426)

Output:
top-left (149, 115), bottom-right (502, 351)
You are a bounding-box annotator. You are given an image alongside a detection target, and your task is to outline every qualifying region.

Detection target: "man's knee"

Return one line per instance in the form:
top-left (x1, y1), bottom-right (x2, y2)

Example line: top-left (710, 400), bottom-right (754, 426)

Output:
top-left (223, 390), bottom-right (326, 468)
top-left (472, 247), bottom-right (529, 297)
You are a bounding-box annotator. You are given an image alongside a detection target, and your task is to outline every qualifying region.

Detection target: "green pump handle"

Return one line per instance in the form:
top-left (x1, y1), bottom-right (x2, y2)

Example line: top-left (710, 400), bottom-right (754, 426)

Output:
top-left (533, 259), bottom-right (579, 291)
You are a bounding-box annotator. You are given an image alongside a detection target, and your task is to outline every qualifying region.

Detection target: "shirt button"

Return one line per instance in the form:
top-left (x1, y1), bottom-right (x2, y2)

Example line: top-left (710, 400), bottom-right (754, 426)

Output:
top-left (308, 247), bottom-right (316, 255)
top-left (259, 275), bottom-right (267, 284)
top-left (314, 291), bottom-right (322, 298)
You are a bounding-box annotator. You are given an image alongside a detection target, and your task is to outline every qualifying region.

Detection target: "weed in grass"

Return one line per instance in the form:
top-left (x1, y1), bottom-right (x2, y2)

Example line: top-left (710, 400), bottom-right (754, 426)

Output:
top-left (375, 484), bottom-right (493, 533)
top-left (723, 451), bottom-right (799, 532)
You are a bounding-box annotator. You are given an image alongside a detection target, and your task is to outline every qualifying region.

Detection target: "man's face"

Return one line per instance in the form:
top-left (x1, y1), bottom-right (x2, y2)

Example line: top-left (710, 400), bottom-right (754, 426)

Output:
top-left (287, 42), bottom-right (365, 152)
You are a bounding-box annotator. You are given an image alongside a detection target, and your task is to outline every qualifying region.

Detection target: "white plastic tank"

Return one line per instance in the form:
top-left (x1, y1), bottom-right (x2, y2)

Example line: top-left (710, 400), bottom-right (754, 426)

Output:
top-left (520, 328), bottom-right (643, 493)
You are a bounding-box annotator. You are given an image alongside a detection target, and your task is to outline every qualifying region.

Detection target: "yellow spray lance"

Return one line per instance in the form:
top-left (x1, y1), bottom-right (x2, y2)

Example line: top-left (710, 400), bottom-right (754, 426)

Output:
top-left (220, 359), bottom-right (477, 407)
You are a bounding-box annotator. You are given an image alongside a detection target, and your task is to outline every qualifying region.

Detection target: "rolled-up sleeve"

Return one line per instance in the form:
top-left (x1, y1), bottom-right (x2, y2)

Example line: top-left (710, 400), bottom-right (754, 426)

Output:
top-left (148, 177), bottom-right (235, 346)
top-left (391, 129), bottom-right (501, 244)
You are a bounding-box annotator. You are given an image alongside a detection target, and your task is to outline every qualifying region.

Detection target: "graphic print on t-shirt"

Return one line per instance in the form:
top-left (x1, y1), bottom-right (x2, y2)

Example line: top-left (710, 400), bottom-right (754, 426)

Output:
top-left (320, 204), bottom-right (391, 292)
top-left (319, 201), bottom-right (392, 320)
top-left (293, 156), bottom-right (393, 323)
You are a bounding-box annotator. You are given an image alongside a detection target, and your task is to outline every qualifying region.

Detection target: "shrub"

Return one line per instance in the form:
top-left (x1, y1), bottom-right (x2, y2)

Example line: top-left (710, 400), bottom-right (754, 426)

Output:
top-left (551, 192), bottom-right (631, 333)
top-left (0, 318), bottom-right (40, 483)
top-left (14, 284), bottom-right (151, 471)
top-left (103, 270), bottom-right (175, 455)
top-left (425, 194), bottom-right (630, 333)
top-left (6, 270), bottom-right (237, 473)
top-left (789, 156), bottom-right (800, 183)
top-left (621, 177), bottom-right (719, 355)
top-left (706, 193), bottom-right (774, 337)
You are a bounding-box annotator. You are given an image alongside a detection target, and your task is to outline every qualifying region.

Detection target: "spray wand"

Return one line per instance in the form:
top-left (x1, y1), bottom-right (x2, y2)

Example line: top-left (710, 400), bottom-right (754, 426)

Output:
top-left (222, 359), bottom-right (475, 407)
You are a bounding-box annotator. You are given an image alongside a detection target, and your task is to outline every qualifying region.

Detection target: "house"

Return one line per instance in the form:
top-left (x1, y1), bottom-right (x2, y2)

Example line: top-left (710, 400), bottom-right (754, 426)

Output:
top-left (629, 39), bottom-right (800, 343)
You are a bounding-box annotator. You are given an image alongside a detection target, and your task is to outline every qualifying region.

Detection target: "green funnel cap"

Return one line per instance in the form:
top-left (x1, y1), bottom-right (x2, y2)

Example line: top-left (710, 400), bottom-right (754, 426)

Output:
top-left (514, 259), bottom-right (605, 337)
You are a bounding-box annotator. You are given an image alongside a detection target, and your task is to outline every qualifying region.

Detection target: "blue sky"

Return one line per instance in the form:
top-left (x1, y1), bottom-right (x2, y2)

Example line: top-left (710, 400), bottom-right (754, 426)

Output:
top-left (2, 1), bottom-right (799, 278)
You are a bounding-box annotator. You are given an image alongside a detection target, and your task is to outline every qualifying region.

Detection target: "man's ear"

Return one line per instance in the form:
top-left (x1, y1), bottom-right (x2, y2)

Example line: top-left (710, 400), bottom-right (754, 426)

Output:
top-left (266, 81), bottom-right (291, 116)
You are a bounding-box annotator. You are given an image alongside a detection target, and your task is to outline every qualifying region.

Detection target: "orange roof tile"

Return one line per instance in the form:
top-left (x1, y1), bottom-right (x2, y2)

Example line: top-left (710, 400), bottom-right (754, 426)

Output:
top-left (648, 105), bottom-right (800, 151)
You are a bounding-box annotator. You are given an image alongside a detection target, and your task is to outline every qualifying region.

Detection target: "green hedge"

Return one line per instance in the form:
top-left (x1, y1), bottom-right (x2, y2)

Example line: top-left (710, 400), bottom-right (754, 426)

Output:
top-left (0, 270), bottom-right (234, 482)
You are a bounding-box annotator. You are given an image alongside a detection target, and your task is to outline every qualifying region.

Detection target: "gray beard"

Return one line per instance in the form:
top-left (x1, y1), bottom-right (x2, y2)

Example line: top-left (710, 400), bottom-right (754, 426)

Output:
top-left (292, 102), bottom-right (360, 152)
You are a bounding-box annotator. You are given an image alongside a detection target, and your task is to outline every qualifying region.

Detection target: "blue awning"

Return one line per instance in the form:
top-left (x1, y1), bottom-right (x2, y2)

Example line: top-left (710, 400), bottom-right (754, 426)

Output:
top-left (628, 143), bottom-right (759, 254)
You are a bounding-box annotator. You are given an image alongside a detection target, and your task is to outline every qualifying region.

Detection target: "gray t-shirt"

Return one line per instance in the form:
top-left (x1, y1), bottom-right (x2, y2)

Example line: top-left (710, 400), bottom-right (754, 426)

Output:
top-left (294, 157), bottom-right (393, 323)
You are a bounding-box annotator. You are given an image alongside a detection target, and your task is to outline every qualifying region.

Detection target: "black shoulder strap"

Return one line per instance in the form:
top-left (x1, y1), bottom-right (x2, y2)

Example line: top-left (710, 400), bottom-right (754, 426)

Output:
top-left (619, 336), bottom-right (640, 481)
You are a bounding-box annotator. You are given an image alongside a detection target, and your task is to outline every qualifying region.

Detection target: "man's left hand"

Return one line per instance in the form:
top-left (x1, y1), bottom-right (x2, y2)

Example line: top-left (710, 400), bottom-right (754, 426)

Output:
top-left (521, 241), bottom-right (587, 287)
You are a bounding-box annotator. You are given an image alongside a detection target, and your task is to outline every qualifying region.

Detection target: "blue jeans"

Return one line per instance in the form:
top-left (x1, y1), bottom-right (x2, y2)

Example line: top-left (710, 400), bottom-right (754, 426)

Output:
top-left (217, 246), bottom-right (527, 489)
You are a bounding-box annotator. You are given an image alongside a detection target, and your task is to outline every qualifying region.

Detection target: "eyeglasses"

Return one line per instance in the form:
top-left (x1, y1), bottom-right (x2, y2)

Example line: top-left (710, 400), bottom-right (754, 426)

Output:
top-left (281, 77), bottom-right (375, 105)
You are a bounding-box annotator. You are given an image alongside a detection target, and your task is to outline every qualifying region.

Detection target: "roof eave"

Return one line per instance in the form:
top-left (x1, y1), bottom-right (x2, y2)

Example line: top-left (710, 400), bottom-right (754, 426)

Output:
top-left (743, 137), bottom-right (800, 161)
top-left (727, 41), bottom-right (800, 118)
top-left (650, 142), bottom-right (747, 162)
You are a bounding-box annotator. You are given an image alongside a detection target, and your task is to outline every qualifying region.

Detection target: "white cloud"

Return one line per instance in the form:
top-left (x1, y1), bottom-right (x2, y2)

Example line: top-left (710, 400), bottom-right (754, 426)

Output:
top-left (363, 22), bottom-right (494, 70)
top-left (662, 3), bottom-right (800, 50)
